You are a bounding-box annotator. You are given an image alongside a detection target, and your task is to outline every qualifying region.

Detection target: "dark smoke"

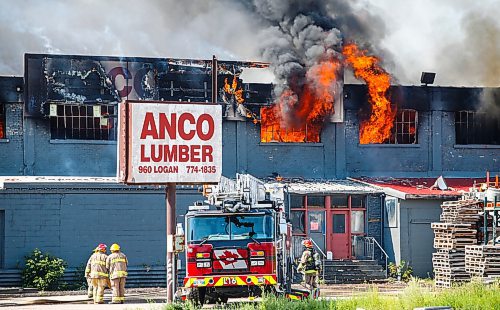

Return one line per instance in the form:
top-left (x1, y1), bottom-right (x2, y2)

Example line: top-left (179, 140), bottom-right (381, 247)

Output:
top-left (246, 0), bottom-right (390, 91)
top-left (243, 0), bottom-right (390, 125)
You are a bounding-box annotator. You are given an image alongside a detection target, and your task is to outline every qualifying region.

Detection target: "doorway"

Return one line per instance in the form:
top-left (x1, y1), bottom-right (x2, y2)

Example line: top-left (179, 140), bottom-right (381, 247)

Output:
top-left (330, 210), bottom-right (350, 259)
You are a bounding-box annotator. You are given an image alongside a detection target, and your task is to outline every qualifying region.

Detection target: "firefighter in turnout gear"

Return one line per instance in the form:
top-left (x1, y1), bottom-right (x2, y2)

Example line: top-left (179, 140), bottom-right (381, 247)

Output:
top-left (86, 243), bottom-right (109, 304)
top-left (297, 239), bottom-right (321, 298)
top-left (106, 243), bottom-right (128, 304)
top-left (84, 247), bottom-right (99, 299)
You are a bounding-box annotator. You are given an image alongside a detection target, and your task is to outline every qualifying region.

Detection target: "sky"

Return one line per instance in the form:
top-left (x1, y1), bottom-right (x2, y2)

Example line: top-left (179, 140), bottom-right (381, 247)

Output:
top-left (0, 0), bottom-right (499, 87)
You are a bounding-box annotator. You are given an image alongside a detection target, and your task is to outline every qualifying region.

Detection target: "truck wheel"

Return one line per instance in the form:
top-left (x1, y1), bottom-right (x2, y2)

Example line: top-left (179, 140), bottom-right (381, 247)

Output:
top-left (187, 288), bottom-right (205, 306)
top-left (217, 295), bottom-right (228, 304)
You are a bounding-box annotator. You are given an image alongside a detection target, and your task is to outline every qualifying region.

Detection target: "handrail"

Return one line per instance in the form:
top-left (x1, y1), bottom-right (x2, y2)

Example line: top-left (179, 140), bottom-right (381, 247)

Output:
top-left (309, 238), bottom-right (326, 282)
top-left (366, 237), bottom-right (389, 278)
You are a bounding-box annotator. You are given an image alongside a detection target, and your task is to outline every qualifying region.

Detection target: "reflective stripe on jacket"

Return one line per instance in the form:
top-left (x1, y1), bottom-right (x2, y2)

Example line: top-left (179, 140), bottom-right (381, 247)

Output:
top-left (89, 252), bottom-right (109, 279)
top-left (106, 252), bottom-right (128, 279)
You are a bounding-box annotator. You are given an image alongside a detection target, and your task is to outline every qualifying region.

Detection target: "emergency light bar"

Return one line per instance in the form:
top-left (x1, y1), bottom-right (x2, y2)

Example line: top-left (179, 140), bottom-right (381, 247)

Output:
top-left (189, 204), bottom-right (210, 211)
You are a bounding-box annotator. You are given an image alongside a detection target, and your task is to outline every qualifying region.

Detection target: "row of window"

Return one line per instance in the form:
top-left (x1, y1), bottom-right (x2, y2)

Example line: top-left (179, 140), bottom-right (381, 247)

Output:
top-left (0, 104), bottom-right (498, 145)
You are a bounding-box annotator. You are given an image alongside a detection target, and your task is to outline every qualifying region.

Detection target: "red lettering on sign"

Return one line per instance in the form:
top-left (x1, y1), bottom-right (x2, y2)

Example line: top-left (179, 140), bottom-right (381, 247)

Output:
top-left (159, 113), bottom-right (176, 139)
top-left (139, 144), bottom-right (214, 163)
top-left (140, 112), bottom-right (159, 139)
top-left (178, 113), bottom-right (196, 140)
top-left (139, 112), bottom-right (215, 141)
top-left (202, 145), bottom-right (213, 162)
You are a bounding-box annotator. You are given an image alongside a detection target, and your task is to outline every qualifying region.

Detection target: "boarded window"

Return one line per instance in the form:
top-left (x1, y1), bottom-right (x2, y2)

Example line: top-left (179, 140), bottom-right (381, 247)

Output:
top-left (455, 111), bottom-right (500, 145)
top-left (0, 105), bottom-right (4, 139)
top-left (49, 104), bottom-right (116, 140)
top-left (387, 109), bottom-right (418, 144)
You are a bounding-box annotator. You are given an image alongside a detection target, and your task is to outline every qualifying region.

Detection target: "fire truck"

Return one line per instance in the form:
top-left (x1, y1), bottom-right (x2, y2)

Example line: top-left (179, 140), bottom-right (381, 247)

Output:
top-left (181, 174), bottom-right (309, 305)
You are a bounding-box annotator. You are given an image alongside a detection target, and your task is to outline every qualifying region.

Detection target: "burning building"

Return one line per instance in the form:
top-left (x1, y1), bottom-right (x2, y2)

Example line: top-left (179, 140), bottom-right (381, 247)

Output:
top-left (0, 52), bottom-right (499, 285)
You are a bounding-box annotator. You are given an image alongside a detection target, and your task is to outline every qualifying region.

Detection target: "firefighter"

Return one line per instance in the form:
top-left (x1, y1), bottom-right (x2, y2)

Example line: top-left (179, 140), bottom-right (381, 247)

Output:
top-left (106, 243), bottom-right (128, 304)
top-left (297, 239), bottom-right (320, 297)
top-left (86, 243), bottom-right (109, 304)
top-left (84, 247), bottom-right (99, 299)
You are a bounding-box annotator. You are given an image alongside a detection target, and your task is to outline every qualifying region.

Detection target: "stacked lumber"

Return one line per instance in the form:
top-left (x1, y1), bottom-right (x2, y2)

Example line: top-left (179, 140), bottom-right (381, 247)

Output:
top-left (465, 245), bottom-right (500, 278)
top-left (432, 249), bottom-right (470, 287)
top-left (432, 200), bottom-right (481, 287)
top-left (432, 223), bottom-right (477, 250)
top-left (439, 200), bottom-right (482, 223)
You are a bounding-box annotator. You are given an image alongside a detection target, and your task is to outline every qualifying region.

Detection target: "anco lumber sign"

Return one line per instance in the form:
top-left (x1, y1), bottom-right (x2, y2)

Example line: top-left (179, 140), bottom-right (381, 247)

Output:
top-left (119, 100), bottom-right (222, 184)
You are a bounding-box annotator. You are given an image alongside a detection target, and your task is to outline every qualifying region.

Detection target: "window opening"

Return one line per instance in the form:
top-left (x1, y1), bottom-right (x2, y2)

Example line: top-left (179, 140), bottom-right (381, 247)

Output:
top-left (455, 110), bottom-right (500, 145)
top-left (49, 104), bottom-right (116, 140)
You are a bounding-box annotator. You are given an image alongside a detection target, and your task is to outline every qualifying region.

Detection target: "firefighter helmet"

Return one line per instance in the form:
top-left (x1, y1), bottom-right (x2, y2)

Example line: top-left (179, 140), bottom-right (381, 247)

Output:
top-left (97, 243), bottom-right (107, 252)
top-left (302, 239), bottom-right (313, 248)
top-left (110, 243), bottom-right (120, 252)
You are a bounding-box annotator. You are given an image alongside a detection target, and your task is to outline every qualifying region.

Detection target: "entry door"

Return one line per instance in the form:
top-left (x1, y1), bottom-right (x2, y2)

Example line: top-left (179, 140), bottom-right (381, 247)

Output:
top-left (331, 211), bottom-right (350, 259)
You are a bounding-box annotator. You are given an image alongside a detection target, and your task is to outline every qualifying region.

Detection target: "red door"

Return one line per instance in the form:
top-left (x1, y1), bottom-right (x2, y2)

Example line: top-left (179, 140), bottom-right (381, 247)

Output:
top-left (331, 210), bottom-right (350, 259)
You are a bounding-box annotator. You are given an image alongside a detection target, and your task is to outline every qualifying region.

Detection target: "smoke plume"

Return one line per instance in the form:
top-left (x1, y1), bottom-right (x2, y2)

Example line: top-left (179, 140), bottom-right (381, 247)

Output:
top-left (0, 0), bottom-right (262, 75)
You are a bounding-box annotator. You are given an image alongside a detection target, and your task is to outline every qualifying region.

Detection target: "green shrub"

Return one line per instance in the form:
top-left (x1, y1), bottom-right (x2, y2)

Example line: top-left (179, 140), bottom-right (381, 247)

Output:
top-left (388, 260), bottom-right (413, 282)
top-left (22, 248), bottom-right (67, 291)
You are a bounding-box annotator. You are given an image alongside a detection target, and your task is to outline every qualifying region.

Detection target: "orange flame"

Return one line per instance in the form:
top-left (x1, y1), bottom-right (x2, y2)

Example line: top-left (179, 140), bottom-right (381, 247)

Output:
top-left (342, 43), bottom-right (395, 144)
top-left (260, 59), bottom-right (339, 143)
top-left (224, 76), bottom-right (244, 104)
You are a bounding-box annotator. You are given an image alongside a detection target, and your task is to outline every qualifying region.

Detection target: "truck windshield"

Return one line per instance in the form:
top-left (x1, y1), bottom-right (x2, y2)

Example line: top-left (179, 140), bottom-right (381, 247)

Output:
top-left (187, 215), bottom-right (274, 242)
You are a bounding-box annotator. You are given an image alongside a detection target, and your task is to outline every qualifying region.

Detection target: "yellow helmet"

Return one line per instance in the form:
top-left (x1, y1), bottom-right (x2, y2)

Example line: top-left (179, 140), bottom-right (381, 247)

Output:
top-left (110, 243), bottom-right (120, 252)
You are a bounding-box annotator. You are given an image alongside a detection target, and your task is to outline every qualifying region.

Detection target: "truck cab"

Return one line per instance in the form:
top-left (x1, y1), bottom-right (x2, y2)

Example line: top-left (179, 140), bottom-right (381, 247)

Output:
top-left (184, 208), bottom-right (279, 304)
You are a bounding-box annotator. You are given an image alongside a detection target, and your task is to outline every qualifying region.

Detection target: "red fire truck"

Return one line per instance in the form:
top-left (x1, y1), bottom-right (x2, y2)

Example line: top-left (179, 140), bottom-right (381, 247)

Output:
top-left (181, 174), bottom-right (308, 305)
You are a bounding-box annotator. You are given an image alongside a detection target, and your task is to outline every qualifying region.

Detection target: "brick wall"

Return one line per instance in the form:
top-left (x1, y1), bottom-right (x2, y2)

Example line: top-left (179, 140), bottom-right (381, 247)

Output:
top-left (1, 187), bottom-right (202, 268)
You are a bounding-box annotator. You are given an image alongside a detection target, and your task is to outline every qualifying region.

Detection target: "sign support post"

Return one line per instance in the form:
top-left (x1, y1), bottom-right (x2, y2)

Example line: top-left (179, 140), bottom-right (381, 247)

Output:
top-left (166, 183), bottom-right (176, 303)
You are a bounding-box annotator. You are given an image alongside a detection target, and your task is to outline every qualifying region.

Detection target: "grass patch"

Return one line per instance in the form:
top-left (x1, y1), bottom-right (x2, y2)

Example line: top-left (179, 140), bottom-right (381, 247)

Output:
top-left (165, 279), bottom-right (500, 310)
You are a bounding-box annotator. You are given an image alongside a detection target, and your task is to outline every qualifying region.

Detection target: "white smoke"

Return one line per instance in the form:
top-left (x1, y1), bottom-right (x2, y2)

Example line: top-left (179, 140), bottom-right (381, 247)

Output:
top-left (0, 0), bottom-right (262, 75)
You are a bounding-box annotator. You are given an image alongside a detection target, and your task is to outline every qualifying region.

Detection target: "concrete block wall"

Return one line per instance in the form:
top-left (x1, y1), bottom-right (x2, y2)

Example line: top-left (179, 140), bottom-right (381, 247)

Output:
top-left (0, 103), bottom-right (24, 175)
top-left (366, 195), bottom-right (383, 262)
top-left (441, 111), bottom-right (500, 175)
top-left (22, 118), bottom-right (117, 176)
top-left (345, 110), bottom-right (431, 177)
top-left (0, 187), bottom-right (202, 268)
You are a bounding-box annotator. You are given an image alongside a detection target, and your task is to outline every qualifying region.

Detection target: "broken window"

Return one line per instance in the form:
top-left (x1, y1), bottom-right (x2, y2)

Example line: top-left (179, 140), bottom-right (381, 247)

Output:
top-left (0, 105), bottom-right (4, 139)
top-left (387, 109), bottom-right (418, 144)
top-left (49, 104), bottom-right (116, 140)
top-left (455, 111), bottom-right (500, 145)
top-left (260, 122), bottom-right (319, 143)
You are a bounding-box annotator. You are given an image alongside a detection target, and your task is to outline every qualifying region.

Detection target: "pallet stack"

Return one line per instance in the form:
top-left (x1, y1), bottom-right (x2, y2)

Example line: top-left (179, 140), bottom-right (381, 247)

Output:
top-left (432, 200), bottom-right (481, 287)
top-left (465, 245), bottom-right (500, 279)
top-left (439, 200), bottom-right (482, 223)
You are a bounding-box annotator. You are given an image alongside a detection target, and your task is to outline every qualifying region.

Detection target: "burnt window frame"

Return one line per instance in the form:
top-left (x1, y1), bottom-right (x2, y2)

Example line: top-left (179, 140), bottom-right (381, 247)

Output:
top-left (387, 109), bottom-right (418, 144)
top-left (49, 103), bottom-right (117, 141)
top-left (0, 104), bottom-right (5, 139)
top-left (455, 110), bottom-right (500, 145)
top-left (260, 122), bottom-right (319, 143)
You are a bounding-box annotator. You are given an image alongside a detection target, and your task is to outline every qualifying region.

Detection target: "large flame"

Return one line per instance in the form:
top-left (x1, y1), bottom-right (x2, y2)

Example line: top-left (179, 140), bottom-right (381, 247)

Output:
top-left (260, 59), bottom-right (339, 143)
top-left (223, 76), bottom-right (244, 104)
top-left (342, 43), bottom-right (395, 144)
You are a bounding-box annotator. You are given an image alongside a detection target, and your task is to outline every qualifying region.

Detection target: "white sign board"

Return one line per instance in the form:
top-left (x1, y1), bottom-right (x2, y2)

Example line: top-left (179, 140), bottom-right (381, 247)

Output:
top-left (122, 101), bottom-right (222, 184)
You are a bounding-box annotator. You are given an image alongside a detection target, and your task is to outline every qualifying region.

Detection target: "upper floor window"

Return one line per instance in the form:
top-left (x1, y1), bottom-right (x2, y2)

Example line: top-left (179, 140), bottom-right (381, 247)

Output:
top-left (260, 122), bottom-right (319, 143)
top-left (387, 109), bottom-right (418, 144)
top-left (359, 108), bottom-right (418, 144)
top-left (49, 104), bottom-right (116, 140)
top-left (0, 105), bottom-right (5, 139)
top-left (455, 111), bottom-right (500, 145)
